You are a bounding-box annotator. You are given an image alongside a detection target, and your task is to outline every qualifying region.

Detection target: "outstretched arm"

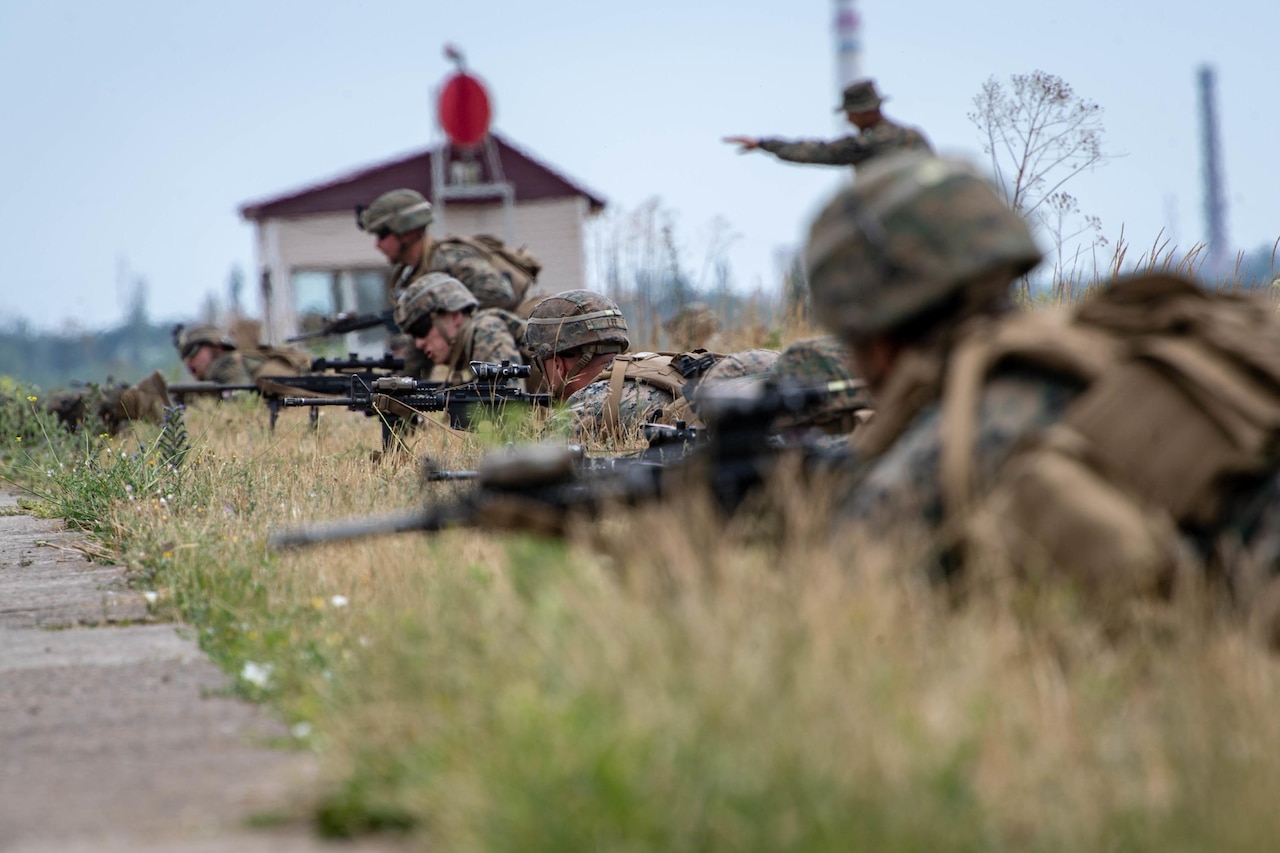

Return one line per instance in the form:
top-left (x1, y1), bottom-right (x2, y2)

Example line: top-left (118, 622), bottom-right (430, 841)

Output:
top-left (722, 135), bottom-right (762, 152)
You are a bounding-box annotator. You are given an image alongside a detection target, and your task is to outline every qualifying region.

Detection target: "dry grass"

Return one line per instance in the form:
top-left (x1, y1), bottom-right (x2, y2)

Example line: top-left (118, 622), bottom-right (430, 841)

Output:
top-left (7, 295), bottom-right (1280, 849)
top-left (12, 392), bottom-right (1265, 850)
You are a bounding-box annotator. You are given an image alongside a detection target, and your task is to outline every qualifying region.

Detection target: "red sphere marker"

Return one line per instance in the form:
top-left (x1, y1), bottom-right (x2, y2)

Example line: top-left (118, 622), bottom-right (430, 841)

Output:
top-left (438, 72), bottom-right (492, 147)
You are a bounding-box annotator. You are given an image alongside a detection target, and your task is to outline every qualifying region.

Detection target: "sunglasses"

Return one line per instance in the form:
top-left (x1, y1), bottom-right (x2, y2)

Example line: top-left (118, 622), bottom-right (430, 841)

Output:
top-left (405, 315), bottom-right (434, 339)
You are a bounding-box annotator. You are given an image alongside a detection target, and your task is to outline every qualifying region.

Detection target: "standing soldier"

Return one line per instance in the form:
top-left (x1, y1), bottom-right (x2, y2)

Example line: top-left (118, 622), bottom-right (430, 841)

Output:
top-left (356, 188), bottom-right (527, 311)
top-left (525, 291), bottom-right (700, 441)
top-left (393, 273), bottom-right (525, 385)
top-left (724, 78), bottom-right (932, 172)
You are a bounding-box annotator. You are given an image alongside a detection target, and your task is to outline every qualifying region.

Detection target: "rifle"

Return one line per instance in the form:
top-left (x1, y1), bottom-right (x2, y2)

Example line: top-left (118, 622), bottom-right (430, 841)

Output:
top-left (287, 309), bottom-right (398, 343)
top-left (167, 350), bottom-right (408, 429)
top-left (268, 378), bottom-right (854, 549)
top-left (309, 352), bottom-right (405, 374)
top-left (278, 361), bottom-right (551, 451)
top-left (423, 420), bottom-right (703, 482)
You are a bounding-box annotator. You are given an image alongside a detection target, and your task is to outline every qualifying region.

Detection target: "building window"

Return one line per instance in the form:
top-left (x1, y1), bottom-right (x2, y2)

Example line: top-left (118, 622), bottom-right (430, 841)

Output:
top-left (292, 268), bottom-right (391, 351)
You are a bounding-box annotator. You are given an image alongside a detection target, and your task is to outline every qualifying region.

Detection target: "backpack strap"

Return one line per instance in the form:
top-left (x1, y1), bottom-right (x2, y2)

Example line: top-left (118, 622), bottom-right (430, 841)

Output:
top-left (601, 356), bottom-right (633, 435)
top-left (936, 307), bottom-right (1148, 523)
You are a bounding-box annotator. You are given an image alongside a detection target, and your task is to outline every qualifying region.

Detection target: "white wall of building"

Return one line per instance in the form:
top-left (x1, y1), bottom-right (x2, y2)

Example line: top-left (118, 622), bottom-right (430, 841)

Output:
top-left (255, 196), bottom-right (591, 346)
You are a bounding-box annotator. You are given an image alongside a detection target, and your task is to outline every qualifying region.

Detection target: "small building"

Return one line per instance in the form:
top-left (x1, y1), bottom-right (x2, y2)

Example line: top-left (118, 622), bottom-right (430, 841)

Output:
top-left (238, 132), bottom-right (606, 349)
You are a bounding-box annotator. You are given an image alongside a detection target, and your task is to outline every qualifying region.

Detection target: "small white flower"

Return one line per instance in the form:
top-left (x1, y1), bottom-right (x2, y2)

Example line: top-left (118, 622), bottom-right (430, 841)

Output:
top-left (330, 595), bottom-right (349, 608)
top-left (240, 661), bottom-right (274, 689)
top-left (143, 591), bottom-right (158, 604)
top-left (291, 721), bottom-right (313, 739)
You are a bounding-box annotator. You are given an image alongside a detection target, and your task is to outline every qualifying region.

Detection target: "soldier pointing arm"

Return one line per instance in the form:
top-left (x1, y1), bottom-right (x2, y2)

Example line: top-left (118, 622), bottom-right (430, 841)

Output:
top-left (724, 79), bottom-right (933, 172)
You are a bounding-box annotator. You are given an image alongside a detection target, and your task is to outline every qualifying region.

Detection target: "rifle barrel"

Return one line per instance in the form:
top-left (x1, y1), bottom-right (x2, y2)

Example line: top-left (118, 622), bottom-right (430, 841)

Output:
top-left (268, 506), bottom-right (459, 549)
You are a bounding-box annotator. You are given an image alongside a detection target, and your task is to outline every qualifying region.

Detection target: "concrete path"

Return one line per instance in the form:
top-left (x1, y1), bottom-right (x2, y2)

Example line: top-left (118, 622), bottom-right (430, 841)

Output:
top-left (0, 491), bottom-right (403, 852)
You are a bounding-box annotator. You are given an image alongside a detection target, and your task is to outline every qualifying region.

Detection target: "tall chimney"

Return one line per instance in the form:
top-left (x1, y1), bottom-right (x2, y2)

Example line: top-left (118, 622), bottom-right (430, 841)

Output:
top-left (1197, 65), bottom-right (1229, 277)
top-left (834, 0), bottom-right (863, 91)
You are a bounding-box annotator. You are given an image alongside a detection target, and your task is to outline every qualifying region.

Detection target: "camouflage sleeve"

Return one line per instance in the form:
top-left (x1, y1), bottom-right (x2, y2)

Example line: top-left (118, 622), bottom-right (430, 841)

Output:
top-left (861, 120), bottom-right (935, 156)
top-left (840, 370), bottom-right (1081, 534)
top-left (758, 135), bottom-right (871, 166)
top-left (468, 313), bottom-right (523, 367)
top-left (205, 353), bottom-right (254, 385)
top-left (429, 243), bottom-right (516, 311)
top-left (564, 379), bottom-right (675, 442)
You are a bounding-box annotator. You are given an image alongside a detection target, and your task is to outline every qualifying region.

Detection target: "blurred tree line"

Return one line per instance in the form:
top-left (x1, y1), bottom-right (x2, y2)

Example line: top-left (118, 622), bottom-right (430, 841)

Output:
top-left (586, 197), bottom-right (803, 351)
top-left (0, 276), bottom-right (182, 391)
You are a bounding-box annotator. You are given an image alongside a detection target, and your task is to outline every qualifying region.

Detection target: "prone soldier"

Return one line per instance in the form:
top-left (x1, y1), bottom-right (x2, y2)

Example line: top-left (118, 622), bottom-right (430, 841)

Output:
top-left (769, 337), bottom-right (872, 437)
top-left (175, 324), bottom-right (307, 383)
top-left (524, 291), bottom-right (700, 441)
top-left (393, 273), bottom-right (525, 385)
top-left (805, 151), bottom-right (1280, 614)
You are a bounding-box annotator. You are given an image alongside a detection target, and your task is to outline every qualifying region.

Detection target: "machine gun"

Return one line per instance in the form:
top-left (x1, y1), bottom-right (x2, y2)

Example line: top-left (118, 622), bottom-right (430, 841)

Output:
top-left (166, 351), bottom-right (408, 430)
top-left (268, 378), bottom-right (854, 550)
top-left (286, 309), bottom-right (398, 343)
top-left (278, 361), bottom-right (550, 451)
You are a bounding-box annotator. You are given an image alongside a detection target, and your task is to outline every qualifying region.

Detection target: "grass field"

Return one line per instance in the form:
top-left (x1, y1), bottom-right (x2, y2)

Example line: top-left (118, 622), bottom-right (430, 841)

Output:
top-left (5, 345), bottom-right (1280, 851)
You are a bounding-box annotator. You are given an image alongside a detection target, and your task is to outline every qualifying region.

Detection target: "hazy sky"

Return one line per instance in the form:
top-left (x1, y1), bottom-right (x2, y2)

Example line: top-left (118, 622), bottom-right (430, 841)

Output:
top-left (1, 0), bottom-right (1275, 330)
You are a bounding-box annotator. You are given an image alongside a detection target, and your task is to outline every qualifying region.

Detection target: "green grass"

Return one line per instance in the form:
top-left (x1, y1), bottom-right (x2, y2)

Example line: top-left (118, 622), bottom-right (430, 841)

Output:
top-left (7, 376), bottom-right (1280, 851)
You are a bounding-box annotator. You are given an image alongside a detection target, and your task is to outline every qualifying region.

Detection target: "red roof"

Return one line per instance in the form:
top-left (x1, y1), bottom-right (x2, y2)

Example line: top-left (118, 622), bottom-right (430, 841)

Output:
top-left (238, 131), bottom-right (606, 222)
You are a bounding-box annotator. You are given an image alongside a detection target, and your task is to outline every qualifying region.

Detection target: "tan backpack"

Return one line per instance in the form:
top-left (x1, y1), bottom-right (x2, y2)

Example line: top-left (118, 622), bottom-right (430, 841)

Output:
top-left (934, 274), bottom-right (1280, 596)
top-left (438, 234), bottom-right (542, 307)
top-left (251, 345), bottom-right (312, 376)
top-left (595, 350), bottom-right (724, 433)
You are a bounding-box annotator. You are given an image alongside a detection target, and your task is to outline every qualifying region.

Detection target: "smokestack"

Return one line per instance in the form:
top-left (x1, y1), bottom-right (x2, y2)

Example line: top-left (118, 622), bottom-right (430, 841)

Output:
top-left (1197, 65), bottom-right (1229, 277)
top-left (834, 0), bottom-right (863, 91)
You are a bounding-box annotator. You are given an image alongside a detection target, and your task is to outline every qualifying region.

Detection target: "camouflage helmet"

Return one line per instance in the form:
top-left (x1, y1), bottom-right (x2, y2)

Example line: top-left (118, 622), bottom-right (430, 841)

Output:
top-left (357, 188), bottom-right (434, 235)
top-left (394, 273), bottom-right (478, 336)
top-left (689, 349), bottom-right (780, 416)
top-left (771, 336), bottom-right (870, 422)
top-left (523, 290), bottom-right (630, 361)
top-left (701, 349), bottom-right (779, 383)
top-left (175, 324), bottom-right (236, 359)
top-left (804, 152), bottom-right (1042, 339)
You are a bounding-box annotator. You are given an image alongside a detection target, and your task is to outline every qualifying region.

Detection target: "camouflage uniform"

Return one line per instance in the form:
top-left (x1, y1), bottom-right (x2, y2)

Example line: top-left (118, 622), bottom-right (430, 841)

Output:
top-left (394, 273), bottom-right (525, 384)
top-left (175, 323), bottom-right (304, 384)
top-left (432, 310), bottom-right (525, 384)
top-left (525, 290), bottom-right (677, 441)
top-left (564, 367), bottom-right (676, 441)
top-left (426, 239), bottom-right (516, 312)
top-left (759, 79), bottom-right (932, 172)
top-left (205, 350), bottom-right (303, 384)
top-left (759, 120), bottom-right (931, 171)
top-left (359, 189), bottom-right (516, 378)
top-left (845, 369), bottom-right (1081, 531)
